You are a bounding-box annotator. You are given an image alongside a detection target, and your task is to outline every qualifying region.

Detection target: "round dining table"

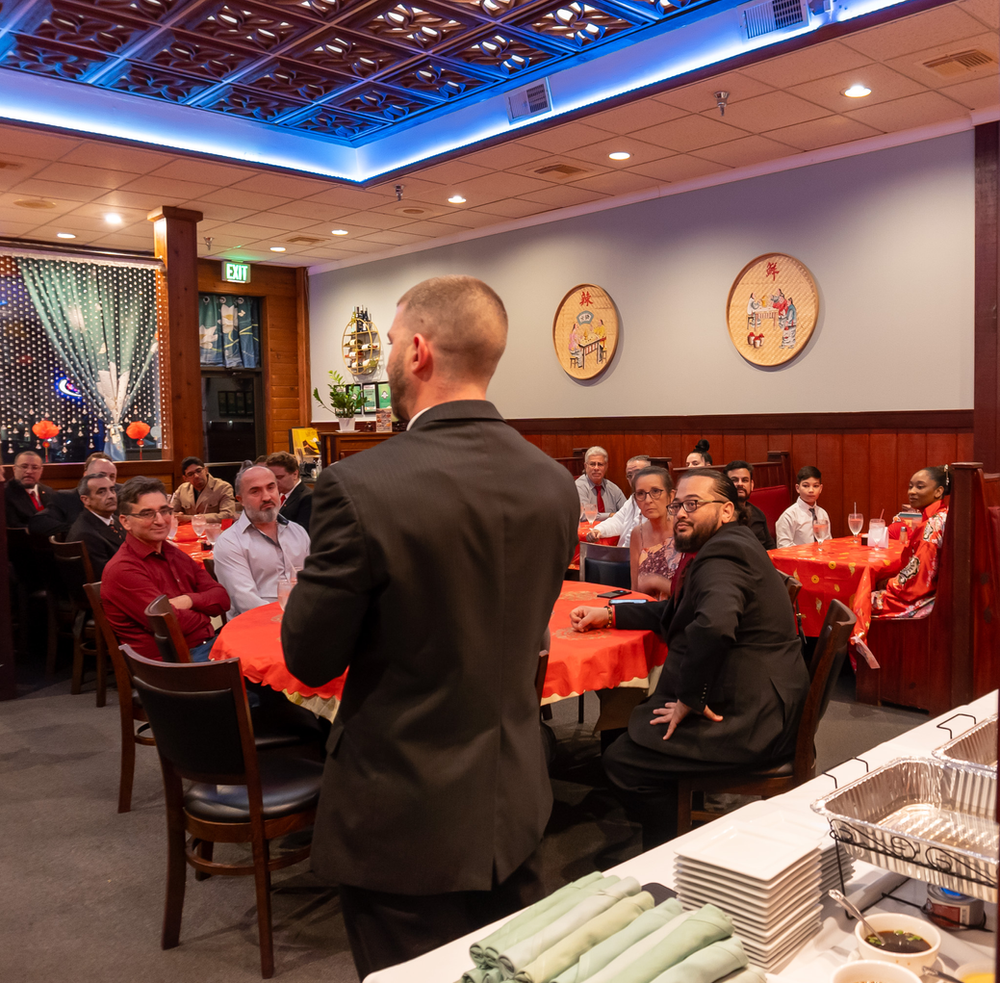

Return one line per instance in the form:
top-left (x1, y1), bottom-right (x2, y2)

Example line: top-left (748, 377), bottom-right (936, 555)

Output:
top-left (210, 580), bottom-right (667, 723)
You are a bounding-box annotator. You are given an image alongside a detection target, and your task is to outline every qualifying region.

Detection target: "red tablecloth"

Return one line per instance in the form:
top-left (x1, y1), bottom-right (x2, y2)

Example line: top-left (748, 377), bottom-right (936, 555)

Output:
top-left (210, 582), bottom-right (666, 719)
top-left (768, 537), bottom-right (904, 637)
top-left (173, 539), bottom-right (212, 566)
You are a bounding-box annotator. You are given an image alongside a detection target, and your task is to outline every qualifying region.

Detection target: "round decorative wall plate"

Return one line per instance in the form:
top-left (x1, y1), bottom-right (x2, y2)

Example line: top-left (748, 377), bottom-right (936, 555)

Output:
top-left (726, 254), bottom-right (819, 367)
top-left (553, 284), bottom-right (620, 380)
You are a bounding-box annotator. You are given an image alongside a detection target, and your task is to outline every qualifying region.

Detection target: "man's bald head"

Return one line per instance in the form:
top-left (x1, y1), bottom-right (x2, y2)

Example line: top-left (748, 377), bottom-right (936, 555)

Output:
top-left (395, 275), bottom-right (507, 385)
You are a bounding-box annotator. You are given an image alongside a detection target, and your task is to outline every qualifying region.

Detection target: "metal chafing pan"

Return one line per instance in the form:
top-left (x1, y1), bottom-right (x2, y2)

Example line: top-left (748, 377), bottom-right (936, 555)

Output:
top-left (932, 715), bottom-right (998, 773)
top-left (811, 757), bottom-right (998, 902)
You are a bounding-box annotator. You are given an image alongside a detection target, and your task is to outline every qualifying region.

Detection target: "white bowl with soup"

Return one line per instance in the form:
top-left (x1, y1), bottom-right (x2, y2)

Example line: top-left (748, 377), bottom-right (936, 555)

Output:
top-left (831, 960), bottom-right (923, 983)
top-left (853, 912), bottom-right (941, 971)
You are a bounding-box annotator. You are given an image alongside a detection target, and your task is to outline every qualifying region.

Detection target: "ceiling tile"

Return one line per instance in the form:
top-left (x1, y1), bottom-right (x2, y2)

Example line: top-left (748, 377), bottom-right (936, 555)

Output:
top-left (304, 187), bottom-right (395, 209)
top-left (655, 71), bottom-right (775, 114)
top-left (120, 175), bottom-right (222, 199)
top-left (449, 171), bottom-right (555, 206)
top-left (844, 89), bottom-right (972, 131)
top-left (395, 219), bottom-right (468, 236)
top-left (430, 209), bottom-right (507, 229)
top-left (842, 5), bottom-right (987, 61)
top-left (0, 125), bottom-right (81, 161)
top-left (569, 170), bottom-right (662, 196)
top-left (67, 202), bottom-right (151, 225)
top-left (762, 115), bottom-right (884, 151)
top-left (692, 135), bottom-right (801, 168)
top-left (507, 153), bottom-right (609, 183)
top-left (7, 178), bottom-right (108, 204)
top-left (410, 160), bottom-right (494, 185)
top-left (239, 211), bottom-right (318, 231)
top-left (586, 98), bottom-right (689, 134)
top-left (32, 162), bottom-right (141, 190)
top-left (357, 229), bottom-right (432, 246)
top-left (519, 185), bottom-right (610, 207)
top-left (788, 63), bottom-right (929, 113)
top-left (958, 0), bottom-right (1000, 30)
top-left (517, 122), bottom-right (617, 154)
top-left (0, 192), bottom-right (77, 213)
top-left (559, 137), bottom-right (674, 168)
top-left (266, 199), bottom-right (356, 220)
top-left (882, 32), bottom-right (999, 88)
top-left (458, 142), bottom-right (553, 170)
top-left (332, 210), bottom-right (414, 230)
top-left (0, 220), bottom-right (43, 236)
top-left (938, 75), bottom-right (1000, 111)
top-left (741, 41), bottom-right (873, 88)
top-left (368, 200), bottom-right (454, 221)
top-left (0, 154), bottom-right (51, 184)
top-left (150, 159), bottom-right (261, 185)
top-left (230, 173), bottom-right (336, 198)
top-left (90, 190), bottom-right (187, 211)
top-left (471, 198), bottom-right (554, 218)
top-left (203, 222), bottom-right (293, 243)
top-left (627, 154), bottom-right (731, 183)
top-left (365, 177), bottom-right (450, 204)
top-left (180, 201), bottom-right (258, 223)
top-left (201, 187), bottom-right (292, 211)
top-left (60, 142), bottom-right (177, 173)
top-left (708, 90), bottom-right (830, 131)
top-left (632, 114), bottom-right (749, 152)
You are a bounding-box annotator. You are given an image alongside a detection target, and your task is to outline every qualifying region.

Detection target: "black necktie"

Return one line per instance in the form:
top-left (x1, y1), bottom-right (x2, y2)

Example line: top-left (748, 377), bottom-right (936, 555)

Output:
top-left (810, 507), bottom-right (818, 541)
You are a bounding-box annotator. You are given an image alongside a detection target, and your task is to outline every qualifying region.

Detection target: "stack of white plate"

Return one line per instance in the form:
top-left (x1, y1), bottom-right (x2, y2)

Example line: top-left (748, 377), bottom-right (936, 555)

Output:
top-left (674, 821), bottom-right (823, 972)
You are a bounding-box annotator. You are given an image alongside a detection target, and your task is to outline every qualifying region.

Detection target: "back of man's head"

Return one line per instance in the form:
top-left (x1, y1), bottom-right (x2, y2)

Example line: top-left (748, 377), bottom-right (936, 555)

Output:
top-left (397, 275), bottom-right (507, 386)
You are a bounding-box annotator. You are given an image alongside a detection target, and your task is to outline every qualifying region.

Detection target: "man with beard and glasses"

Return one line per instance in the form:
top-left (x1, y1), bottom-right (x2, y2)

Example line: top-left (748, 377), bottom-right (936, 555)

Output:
top-left (569, 469), bottom-right (808, 849)
top-left (212, 463), bottom-right (310, 619)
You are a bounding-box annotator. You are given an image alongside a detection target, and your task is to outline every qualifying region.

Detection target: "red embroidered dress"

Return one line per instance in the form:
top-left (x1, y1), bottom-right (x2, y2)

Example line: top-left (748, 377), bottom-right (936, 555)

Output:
top-left (872, 499), bottom-right (948, 620)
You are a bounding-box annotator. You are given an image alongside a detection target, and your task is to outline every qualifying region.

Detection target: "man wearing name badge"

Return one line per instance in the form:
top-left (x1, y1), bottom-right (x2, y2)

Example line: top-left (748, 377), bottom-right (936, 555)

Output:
top-left (265, 451), bottom-right (312, 533)
top-left (570, 470), bottom-right (809, 850)
top-left (5, 450), bottom-right (56, 528)
top-left (282, 275), bottom-right (579, 976)
top-left (724, 459), bottom-right (776, 551)
top-left (575, 446), bottom-right (626, 521)
top-left (213, 464), bottom-right (310, 618)
top-left (586, 454), bottom-right (651, 546)
top-left (66, 474), bottom-right (125, 579)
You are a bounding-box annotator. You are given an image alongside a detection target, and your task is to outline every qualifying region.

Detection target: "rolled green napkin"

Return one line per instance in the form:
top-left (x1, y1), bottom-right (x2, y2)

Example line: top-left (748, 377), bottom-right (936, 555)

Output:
top-left (583, 903), bottom-right (733, 983)
top-left (513, 891), bottom-right (655, 983)
top-left (553, 898), bottom-right (685, 983)
top-left (471, 872), bottom-right (606, 968)
top-left (648, 936), bottom-right (748, 983)
top-left (461, 969), bottom-right (505, 983)
top-left (497, 877), bottom-right (642, 978)
top-left (719, 969), bottom-right (767, 983)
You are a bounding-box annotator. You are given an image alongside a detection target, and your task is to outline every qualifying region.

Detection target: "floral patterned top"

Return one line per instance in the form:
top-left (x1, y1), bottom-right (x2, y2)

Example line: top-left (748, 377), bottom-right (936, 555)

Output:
top-left (635, 522), bottom-right (681, 600)
top-left (872, 499), bottom-right (948, 620)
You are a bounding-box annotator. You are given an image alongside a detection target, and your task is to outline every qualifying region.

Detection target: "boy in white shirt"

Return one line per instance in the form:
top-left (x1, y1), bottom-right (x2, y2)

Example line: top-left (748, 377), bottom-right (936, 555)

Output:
top-left (776, 466), bottom-right (832, 547)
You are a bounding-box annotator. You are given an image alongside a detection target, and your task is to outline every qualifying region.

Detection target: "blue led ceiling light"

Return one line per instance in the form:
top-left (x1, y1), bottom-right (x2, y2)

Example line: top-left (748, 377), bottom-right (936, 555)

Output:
top-left (0, 0), bottom-right (925, 181)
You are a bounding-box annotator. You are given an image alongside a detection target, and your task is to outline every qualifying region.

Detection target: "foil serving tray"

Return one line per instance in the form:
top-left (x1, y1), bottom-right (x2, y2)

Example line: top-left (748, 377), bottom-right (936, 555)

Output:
top-left (932, 715), bottom-right (998, 773)
top-left (811, 757), bottom-right (998, 902)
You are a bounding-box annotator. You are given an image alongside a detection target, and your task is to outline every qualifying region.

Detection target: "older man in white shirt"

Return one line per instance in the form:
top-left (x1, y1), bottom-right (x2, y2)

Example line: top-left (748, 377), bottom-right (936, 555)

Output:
top-left (213, 464), bottom-right (311, 618)
top-left (585, 454), bottom-right (651, 547)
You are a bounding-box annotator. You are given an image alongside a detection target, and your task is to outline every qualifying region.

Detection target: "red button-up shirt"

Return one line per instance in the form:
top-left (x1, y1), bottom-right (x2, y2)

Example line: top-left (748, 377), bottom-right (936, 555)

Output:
top-left (101, 533), bottom-right (230, 660)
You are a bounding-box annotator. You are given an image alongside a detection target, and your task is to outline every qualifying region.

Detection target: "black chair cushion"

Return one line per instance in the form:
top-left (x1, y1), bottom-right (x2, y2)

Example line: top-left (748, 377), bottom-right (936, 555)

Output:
top-left (183, 748), bottom-right (323, 823)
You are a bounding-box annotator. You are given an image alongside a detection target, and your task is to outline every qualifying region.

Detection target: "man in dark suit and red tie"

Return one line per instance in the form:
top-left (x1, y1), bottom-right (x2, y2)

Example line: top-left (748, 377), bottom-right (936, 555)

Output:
top-left (282, 275), bottom-right (580, 977)
top-left (5, 450), bottom-right (56, 528)
top-left (67, 473), bottom-right (125, 579)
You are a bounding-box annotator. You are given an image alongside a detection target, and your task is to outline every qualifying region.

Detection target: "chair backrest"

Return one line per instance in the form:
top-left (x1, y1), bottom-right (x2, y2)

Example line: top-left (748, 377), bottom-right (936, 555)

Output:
top-left (579, 542), bottom-right (631, 589)
top-left (795, 599), bottom-right (856, 780)
top-left (85, 581), bottom-right (133, 697)
top-left (748, 484), bottom-right (791, 537)
top-left (49, 536), bottom-right (95, 607)
top-left (144, 595), bottom-right (193, 663)
top-left (121, 645), bottom-right (258, 791)
top-left (776, 572), bottom-right (806, 651)
top-left (535, 651), bottom-right (549, 704)
top-left (647, 457), bottom-right (671, 471)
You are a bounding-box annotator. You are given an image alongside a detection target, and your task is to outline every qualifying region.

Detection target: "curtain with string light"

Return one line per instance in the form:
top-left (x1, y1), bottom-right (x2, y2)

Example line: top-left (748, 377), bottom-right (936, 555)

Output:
top-left (15, 255), bottom-right (159, 460)
top-left (199, 293), bottom-right (260, 369)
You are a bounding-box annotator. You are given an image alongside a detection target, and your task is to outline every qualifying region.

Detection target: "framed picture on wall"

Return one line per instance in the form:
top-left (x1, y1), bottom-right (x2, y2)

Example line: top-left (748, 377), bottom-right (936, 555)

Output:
top-left (362, 382), bottom-right (377, 413)
top-left (347, 384), bottom-right (363, 409)
top-left (377, 382), bottom-right (392, 409)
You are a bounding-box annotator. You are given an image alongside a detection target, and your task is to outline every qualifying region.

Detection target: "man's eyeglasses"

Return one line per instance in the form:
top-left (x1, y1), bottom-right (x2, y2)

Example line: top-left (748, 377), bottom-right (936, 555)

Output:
top-left (666, 499), bottom-right (729, 516)
top-left (124, 506), bottom-right (175, 521)
top-left (183, 467), bottom-right (205, 479)
top-left (14, 463), bottom-right (42, 472)
top-left (634, 487), bottom-right (667, 502)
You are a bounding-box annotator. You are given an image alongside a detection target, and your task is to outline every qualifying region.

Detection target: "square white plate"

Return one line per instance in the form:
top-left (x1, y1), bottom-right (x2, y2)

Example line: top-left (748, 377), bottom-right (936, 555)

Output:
top-left (674, 822), bottom-right (820, 883)
top-left (676, 858), bottom-right (821, 906)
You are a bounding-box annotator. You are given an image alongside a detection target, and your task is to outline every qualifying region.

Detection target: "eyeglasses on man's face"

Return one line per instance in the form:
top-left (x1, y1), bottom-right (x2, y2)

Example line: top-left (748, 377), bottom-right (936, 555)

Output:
top-left (14, 462), bottom-right (42, 473)
top-left (666, 499), bottom-right (729, 516)
top-left (124, 506), bottom-right (175, 522)
top-left (634, 487), bottom-right (667, 502)
top-left (183, 467), bottom-right (205, 479)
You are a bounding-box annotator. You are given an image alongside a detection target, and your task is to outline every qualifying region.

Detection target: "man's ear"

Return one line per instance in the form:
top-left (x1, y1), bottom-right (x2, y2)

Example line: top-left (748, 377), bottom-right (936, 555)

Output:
top-left (411, 332), bottom-right (433, 373)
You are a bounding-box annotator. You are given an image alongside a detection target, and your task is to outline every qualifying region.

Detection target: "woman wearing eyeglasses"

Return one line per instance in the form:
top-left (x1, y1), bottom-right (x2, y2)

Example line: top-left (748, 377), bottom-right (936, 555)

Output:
top-left (630, 467), bottom-right (679, 600)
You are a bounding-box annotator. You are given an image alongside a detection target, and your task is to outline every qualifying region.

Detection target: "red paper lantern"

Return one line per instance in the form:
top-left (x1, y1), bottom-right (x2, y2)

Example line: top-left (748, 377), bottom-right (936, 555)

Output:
top-left (126, 420), bottom-right (151, 459)
top-left (31, 419), bottom-right (60, 461)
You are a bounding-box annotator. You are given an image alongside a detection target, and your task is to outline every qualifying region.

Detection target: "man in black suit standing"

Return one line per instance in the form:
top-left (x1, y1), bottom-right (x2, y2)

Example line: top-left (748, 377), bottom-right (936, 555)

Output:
top-left (5, 451), bottom-right (57, 528)
top-left (265, 451), bottom-right (312, 532)
top-left (572, 470), bottom-right (808, 850)
top-left (67, 474), bottom-right (125, 578)
top-left (282, 275), bottom-right (579, 976)
top-left (725, 459), bottom-right (776, 550)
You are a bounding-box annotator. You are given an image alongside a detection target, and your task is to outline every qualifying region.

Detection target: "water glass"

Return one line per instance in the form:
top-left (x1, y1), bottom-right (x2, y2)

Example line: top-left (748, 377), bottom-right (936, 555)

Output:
top-left (277, 578), bottom-right (293, 612)
top-left (812, 519), bottom-right (830, 550)
top-left (583, 502), bottom-right (598, 526)
top-left (868, 518), bottom-right (886, 549)
top-left (848, 512), bottom-right (863, 542)
top-left (168, 516), bottom-right (179, 541)
top-left (204, 521), bottom-right (222, 547)
top-left (191, 515), bottom-right (207, 541)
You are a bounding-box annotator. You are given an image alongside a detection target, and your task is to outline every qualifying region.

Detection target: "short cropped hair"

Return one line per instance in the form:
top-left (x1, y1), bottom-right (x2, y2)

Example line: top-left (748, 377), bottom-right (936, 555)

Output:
top-left (585, 445), bottom-right (609, 462)
top-left (180, 456), bottom-right (204, 473)
top-left (266, 451), bottom-right (299, 474)
top-left (76, 473), bottom-right (111, 497)
top-left (725, 459), bottom-right (753, 476)
top-left (627, 455), bottom-right (652, 467)
top-left (796, 466), bottom-right (822, 483)
top-left (14, 450), bottom-right (42, 465)
top-left (84, 451), bottom-right (112, 467)
top-left (118, 476), bottom-right (167, 512)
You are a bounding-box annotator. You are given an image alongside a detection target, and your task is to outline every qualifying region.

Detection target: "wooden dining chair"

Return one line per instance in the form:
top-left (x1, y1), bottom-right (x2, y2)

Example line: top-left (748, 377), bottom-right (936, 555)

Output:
top-left (674, 599), bottom-right (856, 834)
top-left (121, 645), bottom-right (324, 979)
top-left (144, 595), bottom-right (193, 663)
top-left (6, 526), bottom-right (59, 670)
top-left (85, 581), bottom-right (154, 813)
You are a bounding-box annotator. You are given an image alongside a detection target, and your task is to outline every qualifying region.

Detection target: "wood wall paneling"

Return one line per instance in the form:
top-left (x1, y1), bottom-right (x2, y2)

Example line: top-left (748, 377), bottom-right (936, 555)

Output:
top-left (974, 122), bottom-right (999, 472)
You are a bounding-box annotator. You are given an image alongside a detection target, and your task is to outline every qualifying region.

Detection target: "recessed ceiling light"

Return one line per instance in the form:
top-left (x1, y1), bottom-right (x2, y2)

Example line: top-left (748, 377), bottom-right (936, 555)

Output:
top-left (608, 151), bottom-right (631, 160)
top-left (448, 194), bottom-right (466, 204)
top-left (56, 232), bottom-right (76, 239)
top-left (270, 246), bottom-right (286, 252)
top-left (104, 212), bottom-right (123, 225)
top-left (843, 84), bottom-right (872, 98)
top-left (331, 229), bottom-right (349, 236)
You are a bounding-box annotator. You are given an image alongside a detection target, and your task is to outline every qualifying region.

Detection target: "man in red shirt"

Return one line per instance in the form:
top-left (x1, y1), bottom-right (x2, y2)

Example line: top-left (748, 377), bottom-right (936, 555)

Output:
top-left (102, 476), bottom-right (229, 661)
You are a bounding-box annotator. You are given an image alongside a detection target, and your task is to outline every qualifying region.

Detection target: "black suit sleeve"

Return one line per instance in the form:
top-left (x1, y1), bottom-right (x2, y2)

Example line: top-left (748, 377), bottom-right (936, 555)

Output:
top-left (298, 492), bottom-right (312, 533)
top-left (613, 598), bottom-right (671, 633)
top-left (749, 506), bottom-right (776, 551)
top-left (281, 468), bottom-right (378, 686)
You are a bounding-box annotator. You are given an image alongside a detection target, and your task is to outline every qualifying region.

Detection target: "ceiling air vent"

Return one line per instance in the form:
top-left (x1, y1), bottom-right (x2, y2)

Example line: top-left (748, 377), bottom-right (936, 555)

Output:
top-left (506, 79), bottom-right (552, 123)
top-left (922, 49), bottom-right (995, 78)
top-left (286, 235), bottom-right (325, 244)
top-left (533, 162), bottom-right (589, 178)
top-left (741, 0), bottom-right (808, 39)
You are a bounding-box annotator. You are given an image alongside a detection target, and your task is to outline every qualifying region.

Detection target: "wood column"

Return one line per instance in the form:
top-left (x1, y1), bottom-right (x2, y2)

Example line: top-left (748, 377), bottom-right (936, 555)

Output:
top-left (296, 267), bottom-right (312, 429)
top-left (148, 206), bottom-right (204, 480)
top-left (974, 123), bottom-right (1000, 472)
top-left (946, 462), bottom-right (978, 709)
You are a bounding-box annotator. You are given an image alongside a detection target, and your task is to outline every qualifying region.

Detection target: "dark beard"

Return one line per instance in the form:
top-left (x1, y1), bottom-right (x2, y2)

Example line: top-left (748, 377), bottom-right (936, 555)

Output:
top-left (674, 524), bottom-right (712, 553)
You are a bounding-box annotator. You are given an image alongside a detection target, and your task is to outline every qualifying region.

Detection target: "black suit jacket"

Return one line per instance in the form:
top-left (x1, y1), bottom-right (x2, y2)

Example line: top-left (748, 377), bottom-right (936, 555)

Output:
top-left (67, 508), bottom-right (125, 579)
top-left (5, 480), bottom-right (57, 528)
top-left (615, 524), bottom-right (809, 768)
top-left (279, 480), bottom-right (312, 532)
top-left (282, 400), bottom-right (579, 894)
top-left (747, 502), bottom-right (776, 551)
top-left (28, 489), bottom-right (85, 540)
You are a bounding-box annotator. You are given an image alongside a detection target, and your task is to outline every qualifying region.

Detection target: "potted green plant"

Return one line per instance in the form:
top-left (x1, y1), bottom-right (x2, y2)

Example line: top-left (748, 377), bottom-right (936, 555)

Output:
top-left (313, 370), bottom-right (366, 431)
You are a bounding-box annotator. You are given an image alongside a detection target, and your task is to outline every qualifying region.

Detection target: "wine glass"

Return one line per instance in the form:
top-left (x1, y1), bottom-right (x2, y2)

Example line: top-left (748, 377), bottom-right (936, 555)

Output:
top-left (812, 518), bottom-right (830, 551)
top-left (848, 512), bottom-right (863, 544)
top-left (191, 514), bottom-right (207, 543)
top-left (203, 521), bottom-right (222, 550)
top-left (868, 518), bottom-right (886, 550)
top-left (583, 502), bottom-right (598, 527)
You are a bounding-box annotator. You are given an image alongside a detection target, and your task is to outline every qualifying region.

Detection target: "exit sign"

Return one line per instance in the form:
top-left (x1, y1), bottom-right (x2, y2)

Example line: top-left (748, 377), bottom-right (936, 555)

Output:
top-left (223, 261), bottom-right (251, 283)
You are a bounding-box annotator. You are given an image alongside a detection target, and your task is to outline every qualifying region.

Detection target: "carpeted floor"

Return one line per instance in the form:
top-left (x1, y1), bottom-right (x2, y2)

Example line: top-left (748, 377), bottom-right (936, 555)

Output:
top-left (0, 648), bottom-right (923, 982)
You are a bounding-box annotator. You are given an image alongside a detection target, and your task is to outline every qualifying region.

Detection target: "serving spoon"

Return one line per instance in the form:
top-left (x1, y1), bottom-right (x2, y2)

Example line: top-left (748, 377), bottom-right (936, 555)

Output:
top-left (920, 968), bottom-right (965, 983)
top-left (827, 889), bottom-right (927, 953)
